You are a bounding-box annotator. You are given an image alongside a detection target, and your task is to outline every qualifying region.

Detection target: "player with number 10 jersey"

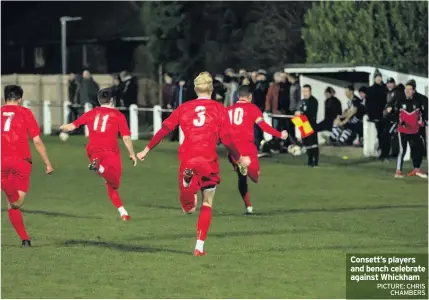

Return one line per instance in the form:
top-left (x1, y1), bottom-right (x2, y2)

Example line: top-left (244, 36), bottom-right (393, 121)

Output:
top-left (60, 88), bottom-right (137, 221)
top-left (227, 85), bottom-right (288, 214)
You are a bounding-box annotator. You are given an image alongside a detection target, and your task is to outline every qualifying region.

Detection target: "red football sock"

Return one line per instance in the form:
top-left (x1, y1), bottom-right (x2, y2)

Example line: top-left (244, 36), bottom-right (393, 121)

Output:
top-left (8, 209), bottom-right (29, 240)
top-left (106, 184), bottom-right (123, 208)
top-left (197, 205), bottom-right (212, 241)
top-left (2, 182), bottom-right (20, 203)
top-left (98, 165), bottom-right (120, 189)
top-left (238, 173), bottom-right (252, 207)
top-left (243, 192), bottom-right (252, 207)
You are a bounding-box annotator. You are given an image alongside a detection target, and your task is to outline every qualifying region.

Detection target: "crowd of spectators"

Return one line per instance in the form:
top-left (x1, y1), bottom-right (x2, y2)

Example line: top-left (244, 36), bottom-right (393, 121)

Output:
top-left (68, 69), bottom-right (138, 126)
top-left (161, 68), bottom-right (427, 159)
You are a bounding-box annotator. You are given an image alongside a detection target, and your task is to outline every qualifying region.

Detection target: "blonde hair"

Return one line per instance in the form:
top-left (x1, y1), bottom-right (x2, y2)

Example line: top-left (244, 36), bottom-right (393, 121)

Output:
top-left (194, 72), bottom-right (213, 95)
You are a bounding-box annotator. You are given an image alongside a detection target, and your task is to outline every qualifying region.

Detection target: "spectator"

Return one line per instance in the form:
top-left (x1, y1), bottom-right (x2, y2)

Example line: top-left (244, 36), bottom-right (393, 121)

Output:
top-left (171, 77), bottom-right (188, 108)
top-left (79, 70), bottom-right (100, 108)
top-left (67, 73), bottom-right (81, 123)
top-left (383, 83), bottom-right (405, 158)
top-left (387, 80), bottom-right (427, 178)
top-left (111, 74), bottom-right (122, 107)
top-left (286, 73), bottom-right (300, 142)
top-left (330, 85), bottom-right (365, 145)
top-left (238, 69), bottom-right (247, 77)
top-left (249, 71), bottom-right (258, 92)
top-left (161, 72), bottom-right (175, 124)
top-left (162, 73), bottom-right (174, 108)
top-left (168, 77), bottom-right (188, 141)
top-left (366, 70), bottom-right (388, 159)
top-left (411, 80), bottom-right (428, 157)
top-left (252, 70), bottom-right (269, 148)
top-left (119, 71), bottom-right (138, 107)
top-left (212, 74), bottom-right (227, 104)
top-left (296, 84), bottom-right (319, 167)
top-left (118, 71), bottom-right (138, 126)
top-left (317, 86), bottom-right (342, 134)
top-left (265, 72), bottom-right (282, 115)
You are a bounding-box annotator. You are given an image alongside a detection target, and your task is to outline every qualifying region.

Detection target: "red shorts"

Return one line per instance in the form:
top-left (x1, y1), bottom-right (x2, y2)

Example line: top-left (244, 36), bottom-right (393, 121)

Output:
top-left (1, 158), bottom-right (32, 193)
top-left (228, 143), bottom-right (260, 181)
top-left (88, 151), bottom-right (122, 188)
top-left (179, 157), bottom-right (220, 193)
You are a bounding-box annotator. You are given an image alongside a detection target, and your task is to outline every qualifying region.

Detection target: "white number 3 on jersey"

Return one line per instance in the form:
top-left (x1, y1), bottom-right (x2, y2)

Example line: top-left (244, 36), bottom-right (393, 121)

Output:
top-left (193, 106), bottom-right (206, 127)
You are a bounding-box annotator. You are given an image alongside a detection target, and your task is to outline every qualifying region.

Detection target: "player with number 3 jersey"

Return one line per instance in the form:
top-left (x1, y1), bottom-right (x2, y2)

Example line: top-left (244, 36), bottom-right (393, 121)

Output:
top-left (228, 85), bottom-right (288, 214)
top-left (1, 85), bottom-right (54, 247)
top-left (60, 88), bottom-right (137, 221)
top-left (137, 72), bottom-right (250, 256)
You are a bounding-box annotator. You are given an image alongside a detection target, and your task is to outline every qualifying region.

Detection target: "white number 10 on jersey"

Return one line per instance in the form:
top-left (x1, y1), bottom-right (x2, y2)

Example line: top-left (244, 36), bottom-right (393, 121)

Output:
top-left (229, 107), bottom-right (244, 125)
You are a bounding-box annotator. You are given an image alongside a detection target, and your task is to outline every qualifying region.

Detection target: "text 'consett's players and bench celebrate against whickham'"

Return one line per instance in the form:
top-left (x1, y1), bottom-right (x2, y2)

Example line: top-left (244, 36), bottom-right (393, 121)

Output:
top-left (1, 72), bottom-right (287, 255)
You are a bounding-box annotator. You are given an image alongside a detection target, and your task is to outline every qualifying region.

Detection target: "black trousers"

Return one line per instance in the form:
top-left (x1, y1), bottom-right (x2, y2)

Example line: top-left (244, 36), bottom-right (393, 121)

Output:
top-left (303, 132), bottom-right (319, 166)
top-left (396, 132), bottom-right (424, 171)
top-left (372, 120), bottom-right (390, 159)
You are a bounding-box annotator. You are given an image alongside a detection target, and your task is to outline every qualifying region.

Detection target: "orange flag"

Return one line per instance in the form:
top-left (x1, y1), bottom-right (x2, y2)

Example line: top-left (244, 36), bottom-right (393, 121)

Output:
top-left (292, 115), bottom-right (314, 138)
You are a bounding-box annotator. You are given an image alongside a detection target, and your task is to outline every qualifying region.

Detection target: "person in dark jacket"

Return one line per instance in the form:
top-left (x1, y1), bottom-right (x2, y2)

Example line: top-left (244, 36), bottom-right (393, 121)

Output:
top-left (409, 79), bottom-right (428, 157)
top-left (296, 84), bottom-right (319, 167)
top-left (386, 80), bottom-right (427, 178)
top-left (79, 70), bottom-right (100, 108)
top-left (366, 70), bottom-right (388, 158)
top-left (381, 79), bottom-right (404, 159)
top-left (67, 73), bottom-right (81, 123)
top-left (252, 70), bottom-right (269, 148)
top-left (317, 86), bottom-right (342, 132)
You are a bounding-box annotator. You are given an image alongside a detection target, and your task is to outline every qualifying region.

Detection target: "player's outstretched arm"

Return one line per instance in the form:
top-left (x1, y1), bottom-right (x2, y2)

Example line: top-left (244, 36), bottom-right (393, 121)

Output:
top-left (59, 123), bottom-right (77, 132)
top-left (256, 118), bottom-right (288, 140)
top-left (122, 136), bottom-right (137, 166)
top-left (32, 136), bottom-right (54, 174)
top-left (137, 109), bottom-right (179, 161)
top-left (60, 112), bottom-right (88, 132)
top-left (137, 126), bottom-right (171, 160)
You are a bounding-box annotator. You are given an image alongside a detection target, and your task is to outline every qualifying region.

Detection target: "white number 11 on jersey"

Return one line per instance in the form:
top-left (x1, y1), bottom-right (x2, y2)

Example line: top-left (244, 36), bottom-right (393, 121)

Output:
top-left (93, 114), bottom-right (109, 132)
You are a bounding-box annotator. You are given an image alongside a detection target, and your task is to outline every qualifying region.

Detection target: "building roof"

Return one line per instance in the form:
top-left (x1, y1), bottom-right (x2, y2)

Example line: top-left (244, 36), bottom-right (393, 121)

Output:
top-left (2, 1), bottom-right (148, 46)
top-left (284, 63), bottom-right (428, 78)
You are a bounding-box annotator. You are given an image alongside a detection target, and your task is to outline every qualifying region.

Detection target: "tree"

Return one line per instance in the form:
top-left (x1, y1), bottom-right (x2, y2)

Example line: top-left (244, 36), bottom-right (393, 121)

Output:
top-left (140, 2), bottom-right (310, 76)
top-left (302, 1), bottom-right (428, 74)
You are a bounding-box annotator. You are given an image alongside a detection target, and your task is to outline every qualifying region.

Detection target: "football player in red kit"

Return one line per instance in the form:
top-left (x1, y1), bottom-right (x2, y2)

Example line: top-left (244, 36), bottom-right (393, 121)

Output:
top-left (137, 72), bottom-right (250, 256)
top-left (228, 85), bottom-right (288, 214)
top-left (60, 88), bottom-right (137, 220)
top-left (1, 85), bottom-right (54, 247)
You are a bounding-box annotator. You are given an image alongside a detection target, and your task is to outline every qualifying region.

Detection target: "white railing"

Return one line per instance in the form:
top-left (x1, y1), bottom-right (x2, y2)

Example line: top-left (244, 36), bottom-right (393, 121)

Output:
top-left (25, 101), bottom-right (413, 161)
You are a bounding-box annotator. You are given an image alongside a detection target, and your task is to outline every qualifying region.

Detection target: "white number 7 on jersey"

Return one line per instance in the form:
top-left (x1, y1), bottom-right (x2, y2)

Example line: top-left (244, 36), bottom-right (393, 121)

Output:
top-left (193, 106), bottom-right (206, 127)
top-left (2, 112), bottom-right (15, 132)
top-left (93, 114), bottom-right (109, 132)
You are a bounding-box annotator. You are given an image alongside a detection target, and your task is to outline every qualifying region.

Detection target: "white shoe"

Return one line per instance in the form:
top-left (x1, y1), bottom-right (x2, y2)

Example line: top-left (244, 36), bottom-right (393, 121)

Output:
top-left (416, 171), bottom-right (428, 179)
top-left (246, 206), bottom-right (253, 214)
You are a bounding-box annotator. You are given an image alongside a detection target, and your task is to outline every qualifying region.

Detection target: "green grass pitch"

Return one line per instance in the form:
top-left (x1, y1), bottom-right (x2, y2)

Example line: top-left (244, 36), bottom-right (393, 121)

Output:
top-left (1, 136), bottom-right (427, 298)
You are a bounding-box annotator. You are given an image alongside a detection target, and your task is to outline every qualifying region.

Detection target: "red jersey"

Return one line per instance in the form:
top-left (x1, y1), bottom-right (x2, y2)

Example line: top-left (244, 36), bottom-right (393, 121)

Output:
top-left (73, 106), bottom-right (131, 155)
top-left (162, 98), bottom-right (232, 161)
top-left (228, 101), bottom-right (264, 145)
top-left (1, 105), bottom-right (40, 160)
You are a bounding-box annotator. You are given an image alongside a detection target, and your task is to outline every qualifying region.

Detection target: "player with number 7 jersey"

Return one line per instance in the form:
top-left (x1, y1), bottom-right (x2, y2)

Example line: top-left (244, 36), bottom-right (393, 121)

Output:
top-left (227, 85), bottom-right (288, 214)
top-left (60, 88), bottom-right (137, 221)
top-left (137, 72), bottom-right (251, 256)
top-left (1, 85), bottom-right (54, 247)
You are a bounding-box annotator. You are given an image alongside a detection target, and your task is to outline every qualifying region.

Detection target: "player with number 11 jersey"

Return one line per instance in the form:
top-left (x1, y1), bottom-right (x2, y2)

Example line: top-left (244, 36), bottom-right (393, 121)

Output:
top-left (60, 88), bottom-right (137, 221)
top-left (228, 85), bottom-right (288, 214)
